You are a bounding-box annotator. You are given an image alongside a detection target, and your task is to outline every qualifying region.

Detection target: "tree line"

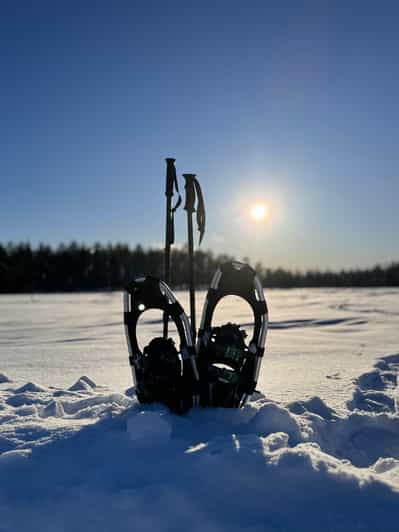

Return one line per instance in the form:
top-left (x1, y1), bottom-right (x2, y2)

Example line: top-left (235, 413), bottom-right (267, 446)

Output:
top-left (0, 242), bottom-right (398, 293)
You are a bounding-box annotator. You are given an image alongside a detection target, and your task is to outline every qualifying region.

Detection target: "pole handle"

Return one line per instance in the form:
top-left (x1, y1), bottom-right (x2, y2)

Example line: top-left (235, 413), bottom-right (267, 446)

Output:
top-left (183, 174), bottom-right (197, 213)
top-left (165, 158), bottom-right (177, 197)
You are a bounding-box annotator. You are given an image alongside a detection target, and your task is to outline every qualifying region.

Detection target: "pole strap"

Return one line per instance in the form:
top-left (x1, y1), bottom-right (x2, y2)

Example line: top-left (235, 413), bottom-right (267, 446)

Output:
top-left (193, 177), bottom-right (205, 244)
top-left (183, 174), bottom-right (206, 245)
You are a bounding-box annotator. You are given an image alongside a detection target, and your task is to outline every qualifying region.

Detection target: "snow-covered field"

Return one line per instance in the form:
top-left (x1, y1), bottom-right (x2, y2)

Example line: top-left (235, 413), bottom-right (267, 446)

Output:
top-left (1, 288), bottom-right (398, 531)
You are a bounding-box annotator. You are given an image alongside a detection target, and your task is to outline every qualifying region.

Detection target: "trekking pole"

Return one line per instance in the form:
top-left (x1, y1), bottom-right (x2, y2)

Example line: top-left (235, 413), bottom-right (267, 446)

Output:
top-left (183, 174), bottom-right (206, 341)
top-left (163, 158), bottom-right (181, 338)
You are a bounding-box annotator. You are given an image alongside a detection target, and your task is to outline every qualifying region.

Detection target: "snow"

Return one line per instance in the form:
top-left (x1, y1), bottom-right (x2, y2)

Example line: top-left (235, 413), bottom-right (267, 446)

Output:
top-left (0, 288), bottom-right (399, 530)
top-left (126, 410), bottom-right (172, 445)
top-left (1, 288), bottom-right (398, 409)
top-left (15, 382), bottom-right (47, 393)
top-left (69, 375), bottom-right (97, 392)
top-left (0, 373), bottom-right (399, 531)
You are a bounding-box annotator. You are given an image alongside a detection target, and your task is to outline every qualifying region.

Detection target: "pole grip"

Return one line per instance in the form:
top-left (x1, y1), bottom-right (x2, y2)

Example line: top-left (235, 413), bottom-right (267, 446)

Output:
top-left (183, 174), bottom-right (197, 213)
top-left (165, 158), bottom-right (177, 197)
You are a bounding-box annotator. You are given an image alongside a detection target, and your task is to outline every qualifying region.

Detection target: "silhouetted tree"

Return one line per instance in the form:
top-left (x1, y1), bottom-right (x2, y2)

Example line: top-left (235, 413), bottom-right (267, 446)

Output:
top-left (0, 242), bottom-right (397, 293)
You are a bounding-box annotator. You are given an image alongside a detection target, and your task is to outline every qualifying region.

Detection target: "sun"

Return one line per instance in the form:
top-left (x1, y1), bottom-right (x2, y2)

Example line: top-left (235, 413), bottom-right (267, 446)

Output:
top-left (249, 202), bottom-right (269, 222)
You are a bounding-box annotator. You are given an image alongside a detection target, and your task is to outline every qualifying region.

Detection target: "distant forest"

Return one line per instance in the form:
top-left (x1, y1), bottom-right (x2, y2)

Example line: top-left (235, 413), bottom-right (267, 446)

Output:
top-left (0, 242), bottom-right (398, 293)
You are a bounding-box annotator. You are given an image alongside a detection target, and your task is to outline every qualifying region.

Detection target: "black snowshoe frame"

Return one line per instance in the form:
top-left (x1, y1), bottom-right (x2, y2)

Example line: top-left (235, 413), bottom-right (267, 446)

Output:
top-left (124, 261), bottom-right (268, 412)
top-left (197, 261), bottom-right (269, 407)
top-left (124, 276), bottom-right (199, 413)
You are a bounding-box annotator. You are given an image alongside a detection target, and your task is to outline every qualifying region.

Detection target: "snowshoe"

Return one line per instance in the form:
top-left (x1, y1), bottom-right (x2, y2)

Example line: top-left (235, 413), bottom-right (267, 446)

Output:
top-left (197, 261), bottom-right (268, 408)
top-left (124, 276), bottom-right (199, 414)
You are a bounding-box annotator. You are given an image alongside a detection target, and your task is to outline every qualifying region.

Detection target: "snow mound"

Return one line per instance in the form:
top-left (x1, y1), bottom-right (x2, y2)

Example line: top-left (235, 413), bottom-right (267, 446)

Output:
top-left (348, 353), bottom-right (399, 413)
top-left (288, 396), bottom-right (338, 420)
top-left (309, 410), bottom-right (399, 467)
top-left (15, 382), bottom-right (47, 393)
top-left (6, 392), bottom-right (49, 407)
top-left (0, 373), bottom-right (11, 384)
top-left (357, 369), bottom-right (386, 390)
top-left (68, 376), bottom-right (97, 392)
top-left (40, 400), bottom-right (65, 418)
top-left (348, 388), bottom-right (395, 413)
top-left (1, 376), bottom-right (399, 531)
top-left (61, 392), bottom-right (131, 417)
top-left (248, 402), bottom-right (302, 443)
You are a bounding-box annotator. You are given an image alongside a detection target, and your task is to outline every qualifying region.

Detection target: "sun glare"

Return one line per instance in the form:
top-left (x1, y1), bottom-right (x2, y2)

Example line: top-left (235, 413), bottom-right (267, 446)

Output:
top-left (250, 202), bottom-right (269, 222)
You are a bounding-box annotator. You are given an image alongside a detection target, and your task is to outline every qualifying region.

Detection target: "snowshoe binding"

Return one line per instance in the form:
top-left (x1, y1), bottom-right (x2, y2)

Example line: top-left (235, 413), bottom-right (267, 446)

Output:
top-left (197, 261), bottom-right (268, 408)
top-left (124, 276), bottom-right (199, 414)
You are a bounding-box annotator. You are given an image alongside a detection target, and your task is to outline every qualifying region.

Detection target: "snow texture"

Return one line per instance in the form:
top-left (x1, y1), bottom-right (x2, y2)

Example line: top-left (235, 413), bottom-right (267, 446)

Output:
top-left (0, 360), bottom-right (398, 531)
top-left (69, 375), bottom-right (97, 392)
top-left (0, 289), bottom-right (399, 530)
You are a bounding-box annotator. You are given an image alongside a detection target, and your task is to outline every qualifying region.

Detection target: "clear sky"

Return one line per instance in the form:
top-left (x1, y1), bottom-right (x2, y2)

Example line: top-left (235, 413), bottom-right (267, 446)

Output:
top-left (1, 0), bottom-right (398, 270)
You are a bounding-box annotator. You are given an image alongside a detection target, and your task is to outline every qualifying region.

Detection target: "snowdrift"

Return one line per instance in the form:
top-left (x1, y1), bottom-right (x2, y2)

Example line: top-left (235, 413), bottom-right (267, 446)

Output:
top-left (1, 354), bottom-right (399, 531)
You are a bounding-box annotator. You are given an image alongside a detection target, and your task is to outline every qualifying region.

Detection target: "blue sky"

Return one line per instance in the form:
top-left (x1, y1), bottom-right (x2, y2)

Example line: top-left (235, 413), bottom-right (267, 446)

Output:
top-left (1, 0), bottom-right (398, 269)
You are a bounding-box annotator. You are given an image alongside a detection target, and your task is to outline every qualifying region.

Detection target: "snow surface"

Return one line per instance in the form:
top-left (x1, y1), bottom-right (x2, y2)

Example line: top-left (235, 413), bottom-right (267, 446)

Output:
top-left (0, 289), bottom-right (399, 530)
top-left (1, 288), bottom-right (398, 409)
